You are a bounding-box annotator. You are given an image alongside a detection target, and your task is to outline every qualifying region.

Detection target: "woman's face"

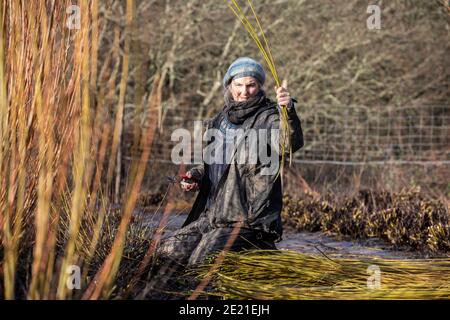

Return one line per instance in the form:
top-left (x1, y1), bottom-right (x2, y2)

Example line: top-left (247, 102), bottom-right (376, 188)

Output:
top-left (230, 76), bottom-right (260, 102)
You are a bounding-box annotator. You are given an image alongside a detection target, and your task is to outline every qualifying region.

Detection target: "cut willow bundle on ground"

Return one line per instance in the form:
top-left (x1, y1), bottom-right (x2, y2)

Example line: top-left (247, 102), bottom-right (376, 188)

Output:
top-left (227, 0), bottom-right (292, 178)
top-left (192, 250), bottom-right (450, 299)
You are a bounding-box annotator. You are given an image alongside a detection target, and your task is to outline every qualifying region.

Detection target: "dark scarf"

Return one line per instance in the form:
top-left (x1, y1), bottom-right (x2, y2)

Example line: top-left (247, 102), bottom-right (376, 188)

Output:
top-left (223, 90), bottom-right (270, 125)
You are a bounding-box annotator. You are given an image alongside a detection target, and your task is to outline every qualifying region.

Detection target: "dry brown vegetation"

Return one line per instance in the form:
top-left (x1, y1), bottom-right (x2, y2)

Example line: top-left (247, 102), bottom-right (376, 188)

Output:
top-left (125, 0), bottom-right (450, 196)
top-left (282, 188), bottom-right (450, 253)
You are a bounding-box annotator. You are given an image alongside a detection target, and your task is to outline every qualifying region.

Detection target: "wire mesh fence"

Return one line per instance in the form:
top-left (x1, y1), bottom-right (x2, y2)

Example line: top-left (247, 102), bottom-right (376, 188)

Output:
top-left (123, 104), bottom-right (450, 166)
top-left (298, 104), bottom-right (450, 164)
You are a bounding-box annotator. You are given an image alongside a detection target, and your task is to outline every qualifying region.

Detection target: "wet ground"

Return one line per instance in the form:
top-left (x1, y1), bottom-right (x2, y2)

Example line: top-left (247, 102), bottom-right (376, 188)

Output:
top-left (135, 211), bottom-right (441, 260)
top-left (278, 227), bottom-right (427, 259)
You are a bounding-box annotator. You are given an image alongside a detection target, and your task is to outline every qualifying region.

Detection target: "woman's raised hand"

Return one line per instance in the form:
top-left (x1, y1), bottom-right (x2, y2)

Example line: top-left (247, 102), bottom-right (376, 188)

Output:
top-left (275, 79), bottom-right (292, 107)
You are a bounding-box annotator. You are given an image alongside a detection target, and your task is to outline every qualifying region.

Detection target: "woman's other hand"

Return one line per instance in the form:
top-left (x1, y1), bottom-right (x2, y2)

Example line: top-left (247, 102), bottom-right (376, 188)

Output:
top-left (180, 171), bottom-right (200, 192)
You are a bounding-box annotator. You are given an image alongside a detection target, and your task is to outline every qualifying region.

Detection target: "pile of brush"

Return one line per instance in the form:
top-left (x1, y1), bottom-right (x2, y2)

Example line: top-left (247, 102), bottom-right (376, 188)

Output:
top-left (56, 204), bottom-right (153, 296)
top-left (282, 188), bottom-right (450, 253)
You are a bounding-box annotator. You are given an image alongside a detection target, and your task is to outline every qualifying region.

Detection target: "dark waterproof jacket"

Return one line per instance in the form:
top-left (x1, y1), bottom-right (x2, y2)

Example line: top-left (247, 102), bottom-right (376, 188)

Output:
top-left (183, 99), bottom-right (304, 241)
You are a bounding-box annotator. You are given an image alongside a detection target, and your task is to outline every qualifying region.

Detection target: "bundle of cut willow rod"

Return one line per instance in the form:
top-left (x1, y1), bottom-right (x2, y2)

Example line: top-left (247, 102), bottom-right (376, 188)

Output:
top-left (193, 250), bottom-right (450, 299)
top-left (227, 0), bottom-right (292, 177)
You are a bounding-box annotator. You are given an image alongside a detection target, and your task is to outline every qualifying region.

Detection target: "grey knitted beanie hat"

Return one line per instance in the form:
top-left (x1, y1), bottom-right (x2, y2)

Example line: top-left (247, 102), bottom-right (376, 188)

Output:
top-left (223, 57), bottom-right (265, 88)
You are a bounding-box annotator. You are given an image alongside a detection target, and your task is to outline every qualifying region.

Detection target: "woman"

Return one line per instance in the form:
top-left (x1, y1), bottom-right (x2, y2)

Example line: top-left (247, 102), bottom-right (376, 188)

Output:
top-left (158, 57), bottom-right (304, 266)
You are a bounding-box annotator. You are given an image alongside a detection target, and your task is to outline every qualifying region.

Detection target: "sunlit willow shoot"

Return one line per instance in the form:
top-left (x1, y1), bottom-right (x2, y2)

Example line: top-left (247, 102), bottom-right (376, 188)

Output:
top-left (227, 0), bottom-right (292, 179)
